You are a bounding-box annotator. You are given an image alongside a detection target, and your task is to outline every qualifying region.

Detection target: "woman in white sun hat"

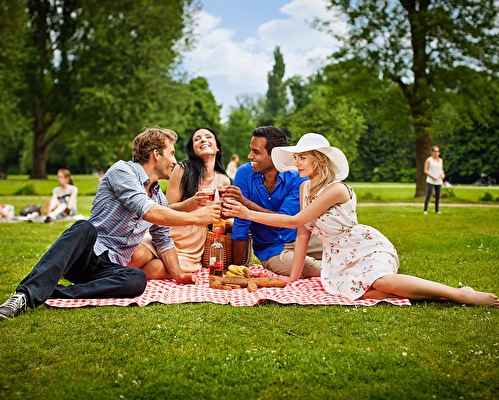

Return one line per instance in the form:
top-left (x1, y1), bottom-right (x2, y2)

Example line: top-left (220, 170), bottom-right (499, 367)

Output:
top-left (224, 133), bottom-right (498, 307)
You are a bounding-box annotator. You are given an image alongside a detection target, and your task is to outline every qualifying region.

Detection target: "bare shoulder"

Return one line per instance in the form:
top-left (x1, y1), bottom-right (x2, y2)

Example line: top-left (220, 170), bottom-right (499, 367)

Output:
top-left (323, 182), bottom-right (350, 204)
top-left (170, 164), bottom-right (184, 179)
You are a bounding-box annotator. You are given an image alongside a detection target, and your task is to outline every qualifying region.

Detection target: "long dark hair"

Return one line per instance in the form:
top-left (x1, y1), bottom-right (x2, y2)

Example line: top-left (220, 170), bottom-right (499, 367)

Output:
top-left (179, 127), bottom-right (227, 200)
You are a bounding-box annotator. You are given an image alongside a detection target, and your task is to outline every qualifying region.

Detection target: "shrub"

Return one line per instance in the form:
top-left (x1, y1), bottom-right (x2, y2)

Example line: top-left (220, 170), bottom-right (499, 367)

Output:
top-left (360, 191), bottom-right (381, 201)
top-left (478, 191), bottom-right (498, 202)
top-left (441, 188), bottom-right (455, 199)
top-left (14, 183), bottom-right (37, 195)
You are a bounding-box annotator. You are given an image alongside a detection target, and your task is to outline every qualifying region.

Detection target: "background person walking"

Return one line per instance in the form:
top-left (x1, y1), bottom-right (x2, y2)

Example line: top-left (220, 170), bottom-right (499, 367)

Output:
top-left (423, 146), bottom-right (445, 214)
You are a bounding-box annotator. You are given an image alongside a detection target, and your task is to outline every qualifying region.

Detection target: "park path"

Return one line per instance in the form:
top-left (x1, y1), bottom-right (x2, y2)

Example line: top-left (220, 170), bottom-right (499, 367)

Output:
top-left (359, 202), bottom-right (499, 208)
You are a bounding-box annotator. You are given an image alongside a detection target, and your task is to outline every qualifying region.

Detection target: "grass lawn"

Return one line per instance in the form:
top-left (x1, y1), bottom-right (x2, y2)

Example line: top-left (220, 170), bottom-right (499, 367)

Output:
top-left (1, 175), bottom-right (498, 207)
top-left (0, 198), bottom-right (497, 399)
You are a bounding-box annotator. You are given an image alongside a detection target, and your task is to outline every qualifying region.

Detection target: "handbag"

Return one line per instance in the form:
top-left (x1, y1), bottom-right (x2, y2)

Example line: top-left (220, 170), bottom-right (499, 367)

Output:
top-left (19, 204), bottom-right (41, 216)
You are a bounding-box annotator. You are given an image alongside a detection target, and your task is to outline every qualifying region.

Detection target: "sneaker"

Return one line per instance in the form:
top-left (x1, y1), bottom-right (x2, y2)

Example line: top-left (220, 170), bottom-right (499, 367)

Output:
top-left (423, 211), bottom-right (428, 215)
top-left (43, 216), bottom-right (53, 223)
top-left (0, 293), bottom-right (28, 319)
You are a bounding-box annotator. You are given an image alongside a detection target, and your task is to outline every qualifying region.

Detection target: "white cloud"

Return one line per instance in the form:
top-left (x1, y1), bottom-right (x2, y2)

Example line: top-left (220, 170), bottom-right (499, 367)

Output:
top-left (182, 0), bottom-right (346, 117)
top-left (183, 11), bottom-right (271, 91)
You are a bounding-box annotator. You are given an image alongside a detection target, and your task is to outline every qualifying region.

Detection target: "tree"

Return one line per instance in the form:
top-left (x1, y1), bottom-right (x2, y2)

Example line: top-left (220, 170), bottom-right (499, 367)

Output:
top-left (320, 59), bottom-right (415, 182)
top-left (0, 0), bottom-right (29, 175)
top-left (2, 0), bottom-right (194, 178)
top-left (432, 69), bottom-right (498, 183)
top-left (169, 77), bottom-right (222, 161)
top-left (286, 73), bottom-right (327, 113)
top-left (282, 86), bottom-right (367, 162)
top-left (320, 0), bottom-right (498, 196)
top-left (222, 95), bottom-right (263, 165)
top-left (261, 46), bottom-right (288, 125)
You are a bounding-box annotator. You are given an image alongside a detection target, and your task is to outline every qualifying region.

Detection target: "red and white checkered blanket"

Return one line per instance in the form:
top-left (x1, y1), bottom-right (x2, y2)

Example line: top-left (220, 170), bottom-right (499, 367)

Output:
top-left (44, 264), bottom-right (411, 308)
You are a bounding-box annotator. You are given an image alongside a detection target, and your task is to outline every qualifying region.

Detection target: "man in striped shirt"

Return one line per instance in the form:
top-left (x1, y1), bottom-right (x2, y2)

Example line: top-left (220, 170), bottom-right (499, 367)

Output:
top-left (0, 128), bottom-right (221, 319)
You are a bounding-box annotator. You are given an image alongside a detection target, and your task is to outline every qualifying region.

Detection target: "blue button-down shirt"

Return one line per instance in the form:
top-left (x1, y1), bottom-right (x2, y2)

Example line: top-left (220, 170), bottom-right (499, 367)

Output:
top-left (89, 160), bottom-right (174, 266)
top-left (232, 162), bottom-right (307, 261)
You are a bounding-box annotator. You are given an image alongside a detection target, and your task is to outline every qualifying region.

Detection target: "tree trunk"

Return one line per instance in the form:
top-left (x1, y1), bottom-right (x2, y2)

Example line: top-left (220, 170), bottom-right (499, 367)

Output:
top-left (409, 91), bottom-right (432, 197)
top-left (30, 124), bottom-right (48, 179)
top-left (406, 0), bottom-right (432, 197)
top-left (414, 127), bottom-right (431, 197)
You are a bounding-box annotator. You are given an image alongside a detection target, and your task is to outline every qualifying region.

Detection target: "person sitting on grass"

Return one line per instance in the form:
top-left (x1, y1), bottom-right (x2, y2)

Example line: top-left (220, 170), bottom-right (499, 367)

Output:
top-left (43, 168), bottom-right (78, 223)
top-left (0, 127), bottom-right (221, 320)
top-left (223, 125), bottom-right (322, 278)
top-left (224, 133), bottom-right (498, 307)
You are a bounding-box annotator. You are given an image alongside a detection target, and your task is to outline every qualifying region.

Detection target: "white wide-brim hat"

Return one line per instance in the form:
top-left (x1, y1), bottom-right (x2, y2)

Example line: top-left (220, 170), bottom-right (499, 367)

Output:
top-left (271, 133), bottom-right (349, 181)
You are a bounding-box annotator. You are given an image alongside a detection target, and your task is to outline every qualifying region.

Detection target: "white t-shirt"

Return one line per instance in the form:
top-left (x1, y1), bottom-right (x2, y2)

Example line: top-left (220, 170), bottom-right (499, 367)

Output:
top-left (426, 158), bottom-right (443, 185)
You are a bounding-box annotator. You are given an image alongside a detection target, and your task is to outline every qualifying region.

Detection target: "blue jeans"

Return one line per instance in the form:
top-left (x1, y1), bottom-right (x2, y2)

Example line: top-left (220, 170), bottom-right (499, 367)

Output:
top-left (17, 220), bottom-right (147, 307)
top-left (424, 183), bottom-right (442, 212)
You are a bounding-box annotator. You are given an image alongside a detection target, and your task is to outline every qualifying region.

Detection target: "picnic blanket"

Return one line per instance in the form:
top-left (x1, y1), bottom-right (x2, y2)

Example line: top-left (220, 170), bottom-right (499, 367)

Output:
top-left (44, 264), bottom-right (411, 308)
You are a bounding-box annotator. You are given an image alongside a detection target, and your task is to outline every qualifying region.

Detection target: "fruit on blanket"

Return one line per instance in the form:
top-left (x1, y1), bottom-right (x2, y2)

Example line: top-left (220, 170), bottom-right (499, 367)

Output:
top-left (227, 265), bottom-right (250, 277)
top-left (226, 271), bottom-right (240, 278)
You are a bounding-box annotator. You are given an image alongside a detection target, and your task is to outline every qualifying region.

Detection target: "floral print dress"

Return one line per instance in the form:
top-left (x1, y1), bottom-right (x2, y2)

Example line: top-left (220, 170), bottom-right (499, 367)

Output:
top-left (303, 182), bottom-right (399, 300)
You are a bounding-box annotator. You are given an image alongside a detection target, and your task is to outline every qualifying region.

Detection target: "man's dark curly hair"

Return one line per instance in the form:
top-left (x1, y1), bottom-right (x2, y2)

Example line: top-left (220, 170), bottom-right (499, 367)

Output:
top-left (252, 126), bottom-right (289, 155)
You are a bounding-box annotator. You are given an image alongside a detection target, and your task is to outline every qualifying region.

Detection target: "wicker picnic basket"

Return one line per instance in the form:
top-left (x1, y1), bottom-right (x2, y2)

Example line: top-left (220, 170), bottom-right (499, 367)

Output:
top-left (202, 232), bottom-right (253, 268)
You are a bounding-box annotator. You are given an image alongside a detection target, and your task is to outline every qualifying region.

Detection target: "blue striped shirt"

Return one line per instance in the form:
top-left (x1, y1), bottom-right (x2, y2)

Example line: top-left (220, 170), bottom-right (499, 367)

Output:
top-left (231, 162), bottom-right (307, 261)
top-left (89, 160), bottom-right (174, 265)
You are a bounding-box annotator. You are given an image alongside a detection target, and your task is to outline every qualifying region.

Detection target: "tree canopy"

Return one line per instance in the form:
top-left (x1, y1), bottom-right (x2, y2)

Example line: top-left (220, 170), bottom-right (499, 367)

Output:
top-left (261, 46), bottom-right (288, 126)
top-left (319, 0), bottom-right (498, 195)
top-left (0, 0), bottom-right (196, 178)
top-left (1, 1), bottom-right (497, 185)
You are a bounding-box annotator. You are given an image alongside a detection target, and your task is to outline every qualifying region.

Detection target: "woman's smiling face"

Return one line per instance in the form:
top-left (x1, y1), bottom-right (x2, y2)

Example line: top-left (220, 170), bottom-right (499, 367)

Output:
top-left (192, 129), bottom-right (218, 157)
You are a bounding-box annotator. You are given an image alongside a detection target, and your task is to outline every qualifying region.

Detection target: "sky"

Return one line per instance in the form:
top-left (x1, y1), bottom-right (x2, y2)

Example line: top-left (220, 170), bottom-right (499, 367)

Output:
top-left (181, 0), bottom-right (347, 120)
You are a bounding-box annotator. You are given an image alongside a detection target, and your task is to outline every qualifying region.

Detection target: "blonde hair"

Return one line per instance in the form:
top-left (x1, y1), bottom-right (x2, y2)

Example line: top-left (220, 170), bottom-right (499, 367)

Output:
top-left (306, 150), bottom-right (336, 203)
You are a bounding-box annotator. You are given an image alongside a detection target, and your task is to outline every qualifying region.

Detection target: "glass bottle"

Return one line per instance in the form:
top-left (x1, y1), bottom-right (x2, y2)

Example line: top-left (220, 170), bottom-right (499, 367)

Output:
top-left (209, 227), bottom-right (224, 276)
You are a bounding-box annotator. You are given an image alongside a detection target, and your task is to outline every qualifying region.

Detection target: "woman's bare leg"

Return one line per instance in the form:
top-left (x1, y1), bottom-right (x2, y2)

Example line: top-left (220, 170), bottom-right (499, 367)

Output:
top-left (360, 289), bottom-right (400, 300)
top-left (128, 244), bottom-right (155, 268)
top-left (128, 245), bottom-right (195, 283)
top-left (127, 244), bottom-right (171, 280)
top-left (141, 259), bottom-right (172, 280)
top-left (370, 274), bottom-right (499, 307)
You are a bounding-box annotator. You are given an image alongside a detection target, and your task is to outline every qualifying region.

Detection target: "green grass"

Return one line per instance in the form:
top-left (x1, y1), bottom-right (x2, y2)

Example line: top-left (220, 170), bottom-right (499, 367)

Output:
top-left (350, 182), bottom-right (499, 204)
top-left (1, 175), bottom-right (499, 201)
top-left (0, 174), bottom-right (170, 197)
top-left (0, 206), bottom-right (498, 399)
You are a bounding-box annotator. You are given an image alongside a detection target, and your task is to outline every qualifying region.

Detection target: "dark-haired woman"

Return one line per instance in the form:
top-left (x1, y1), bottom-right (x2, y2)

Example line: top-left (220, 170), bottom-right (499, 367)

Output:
top-left (129, 128), bottom-right (230, 276)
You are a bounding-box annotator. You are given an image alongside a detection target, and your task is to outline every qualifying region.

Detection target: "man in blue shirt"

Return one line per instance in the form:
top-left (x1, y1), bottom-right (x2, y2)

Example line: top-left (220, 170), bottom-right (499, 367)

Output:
top-left (227, 126), bottom-right (321, 277)
top-left (0, 127), bottom-right (221, 319)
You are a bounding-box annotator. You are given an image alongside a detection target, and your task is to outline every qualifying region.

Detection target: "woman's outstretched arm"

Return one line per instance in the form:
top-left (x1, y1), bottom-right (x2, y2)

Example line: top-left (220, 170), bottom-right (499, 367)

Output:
top-left (225, 182), bottom-right (350, 228)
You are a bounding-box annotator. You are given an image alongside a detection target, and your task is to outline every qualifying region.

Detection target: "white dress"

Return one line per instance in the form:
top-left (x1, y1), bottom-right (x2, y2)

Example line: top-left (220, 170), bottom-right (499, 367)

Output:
top-left (304, 182), bottom-right (399, 300)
